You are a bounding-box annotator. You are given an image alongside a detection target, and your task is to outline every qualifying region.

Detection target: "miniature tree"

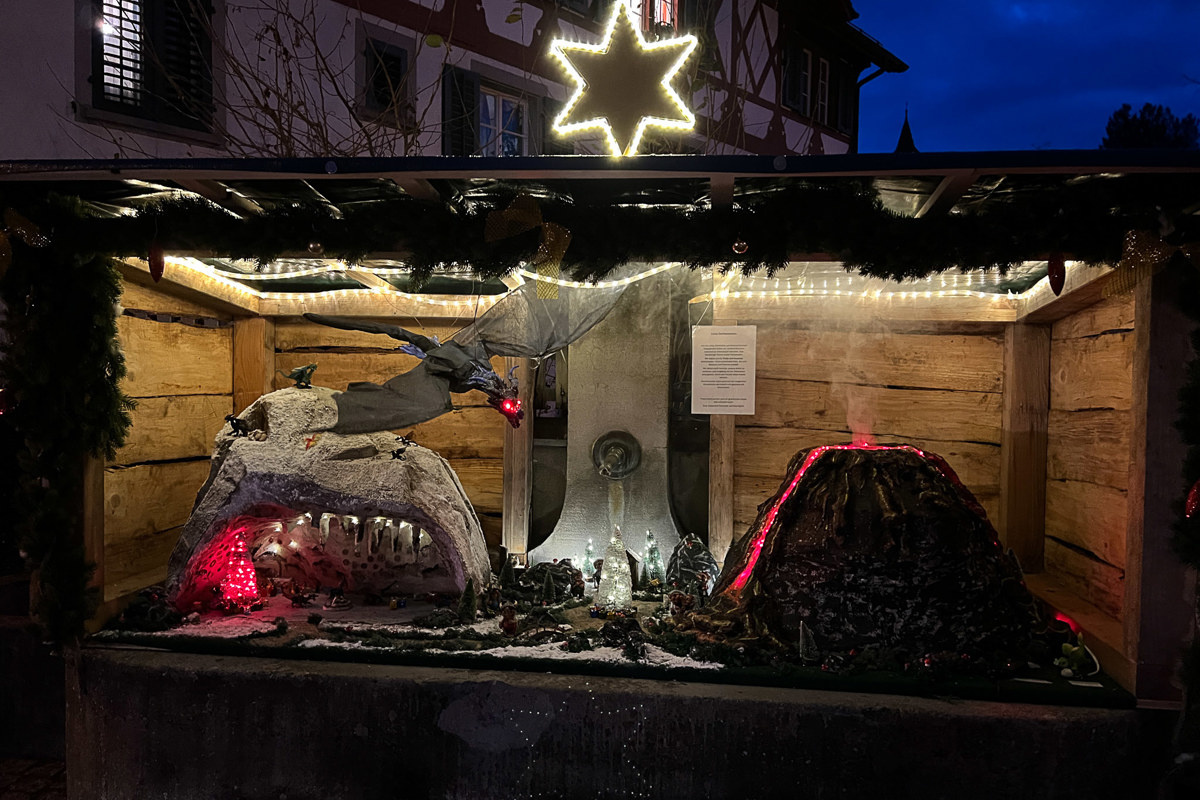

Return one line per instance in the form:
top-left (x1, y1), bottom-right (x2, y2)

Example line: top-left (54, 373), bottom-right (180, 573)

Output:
top-left (457, 577), bottom-right (478, 623)
top-left (595, 526), bottom-right (634, 609)
top-left (541, 571), bottom-right (557, 605)
top-left (499, 556), bottom-right (516, 590)
top-left (583, 538), bottom-right (596, 579)
top-left (644, 530), bottom-right (665, 589)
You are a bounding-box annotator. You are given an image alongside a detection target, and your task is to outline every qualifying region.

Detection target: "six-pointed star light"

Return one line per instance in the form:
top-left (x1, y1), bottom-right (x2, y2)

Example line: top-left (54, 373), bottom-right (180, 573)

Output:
top-left (549, 1), bottom-right (698, 157)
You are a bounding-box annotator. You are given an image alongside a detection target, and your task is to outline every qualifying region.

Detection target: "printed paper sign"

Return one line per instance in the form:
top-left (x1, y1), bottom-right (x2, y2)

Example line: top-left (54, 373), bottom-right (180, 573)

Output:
top-left (691, 325), bottom-right (756, 414)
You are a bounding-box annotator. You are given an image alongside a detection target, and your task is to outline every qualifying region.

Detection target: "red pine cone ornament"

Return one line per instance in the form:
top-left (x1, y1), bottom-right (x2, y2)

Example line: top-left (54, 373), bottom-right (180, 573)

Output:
top-left (1048, 253), bottom-right (1066, 296)
top-left (149, 242), bottom-right (165, 283)
top-left (1187, 478), bottom-right (1200, 519)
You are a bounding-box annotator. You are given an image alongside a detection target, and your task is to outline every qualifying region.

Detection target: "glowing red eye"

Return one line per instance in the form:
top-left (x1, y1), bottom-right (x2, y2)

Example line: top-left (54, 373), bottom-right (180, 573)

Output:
top-left (503, 401), bottom-right (513, 411)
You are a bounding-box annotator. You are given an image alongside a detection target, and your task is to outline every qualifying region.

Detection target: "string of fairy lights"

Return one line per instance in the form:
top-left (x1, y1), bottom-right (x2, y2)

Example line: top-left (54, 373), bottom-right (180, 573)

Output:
top-left (167, 255), bottom-right (1061, 308)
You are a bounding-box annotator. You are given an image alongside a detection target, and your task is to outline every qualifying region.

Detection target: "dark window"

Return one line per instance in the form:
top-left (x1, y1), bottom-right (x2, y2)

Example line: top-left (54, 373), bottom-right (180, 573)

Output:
top-left (92, 0), bottom-right (214, 131)
top-left (815, 57), bottom-right (830, 125)
top-left (362, 39), bottom-right (411, 126)
top-left (782, 42), bottom-right (811, 116)
top-left (835, 60), bottom-right (856, 134)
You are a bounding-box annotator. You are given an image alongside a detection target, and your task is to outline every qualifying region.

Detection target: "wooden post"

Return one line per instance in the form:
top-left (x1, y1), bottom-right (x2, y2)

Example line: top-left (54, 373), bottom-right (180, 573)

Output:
top-left (232, 317), bottom-right (275, 414)
top-left (998, 322), bottom-right (1050, 572)
top-left (707, 319), bottom-right (737, 566)
top-left (502, 357), bottom-right (534, 562)
top-left (82, 456), bottom-right (106, 597)
top-left (1124, 265), bottom-right (1195, 703)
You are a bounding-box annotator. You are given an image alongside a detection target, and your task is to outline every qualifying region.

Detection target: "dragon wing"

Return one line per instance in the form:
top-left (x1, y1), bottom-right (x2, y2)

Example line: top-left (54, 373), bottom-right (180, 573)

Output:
top-left (450, 279), bottom-right (626, 359)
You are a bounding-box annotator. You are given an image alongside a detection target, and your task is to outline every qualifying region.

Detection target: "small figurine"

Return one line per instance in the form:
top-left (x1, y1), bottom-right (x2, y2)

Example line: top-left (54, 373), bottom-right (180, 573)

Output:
top-left (225, 414), bottom-right (252, 437)
top-left (484, 584), bottom-right (503, 614)
top-left (592, 559), bottom-right (604, 589)
top-left (667, 591), bottom-right (695, 617)
top-left (278, 363), bottom-right (318, 389)
top-left (391, 433), bottom-right (415, 460)
top-left (322, 585), bottom-right (352, 611)
top-left (570, 571), bottom-right (586, 599)
top-left (500, 604), bottom-right (519, 636)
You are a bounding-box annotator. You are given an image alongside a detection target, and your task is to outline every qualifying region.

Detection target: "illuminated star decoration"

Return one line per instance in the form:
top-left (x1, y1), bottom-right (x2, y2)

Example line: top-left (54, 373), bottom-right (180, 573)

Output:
top-left (549, 1), bottom-right (698, 157)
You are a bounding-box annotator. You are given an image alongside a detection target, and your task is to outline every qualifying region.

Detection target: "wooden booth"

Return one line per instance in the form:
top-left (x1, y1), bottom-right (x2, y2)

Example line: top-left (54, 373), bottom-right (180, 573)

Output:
top-left (7, 153), bottom-right (1195, 705)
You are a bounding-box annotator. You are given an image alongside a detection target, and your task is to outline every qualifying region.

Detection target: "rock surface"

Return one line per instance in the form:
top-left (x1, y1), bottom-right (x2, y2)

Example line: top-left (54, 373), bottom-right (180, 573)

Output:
top-left (166, 387), bottom-right (490, 608)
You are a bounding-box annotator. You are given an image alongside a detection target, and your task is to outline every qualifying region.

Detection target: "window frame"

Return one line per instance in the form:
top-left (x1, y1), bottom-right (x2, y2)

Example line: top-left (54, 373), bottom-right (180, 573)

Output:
top-left (355, 23), bottom-right (417, 130)
top-left (77, 0), bottom-right (224, 144)
top-left (816, 57), bottom-right (830, 125)
top-left (782, 41), bottom-right (811, 117)
top-left (478, 84), bottom-right (530, 157)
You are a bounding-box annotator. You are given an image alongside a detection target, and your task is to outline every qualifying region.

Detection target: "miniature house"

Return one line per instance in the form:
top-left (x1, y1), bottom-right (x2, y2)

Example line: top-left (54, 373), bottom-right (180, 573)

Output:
top-left (6, 154), bottom-right (1196, 708)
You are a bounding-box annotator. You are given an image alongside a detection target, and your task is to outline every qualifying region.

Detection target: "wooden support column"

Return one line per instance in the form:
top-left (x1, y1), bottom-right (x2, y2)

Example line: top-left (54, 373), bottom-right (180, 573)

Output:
top-left (708, 319), bottom-right (736, 566)
top-left (1124, 265), bottom-right (1196, 704)
top-left (232, 317), bottom-right (275, 415)
top-left (502, 357), bottom-right (534, 562)
top-left (998, 322), bottom-right (1050, 572)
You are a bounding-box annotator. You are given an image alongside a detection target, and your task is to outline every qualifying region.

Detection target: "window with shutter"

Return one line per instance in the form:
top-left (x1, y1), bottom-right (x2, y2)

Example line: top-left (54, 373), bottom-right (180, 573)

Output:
top-left (782, 41), bottom-right (811, 116)
top-left (92, 0), bottom-right (214, 131)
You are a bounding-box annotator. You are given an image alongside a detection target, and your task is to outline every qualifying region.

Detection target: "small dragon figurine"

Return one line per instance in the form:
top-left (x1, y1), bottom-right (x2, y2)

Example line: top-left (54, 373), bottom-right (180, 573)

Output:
top-left (278, 363), bottom-right (318, 389)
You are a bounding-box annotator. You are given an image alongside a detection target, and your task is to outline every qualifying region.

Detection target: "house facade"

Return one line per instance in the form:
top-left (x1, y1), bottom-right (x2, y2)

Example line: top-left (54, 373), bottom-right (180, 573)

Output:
top-left (0, 0), bottom-right (904, 159)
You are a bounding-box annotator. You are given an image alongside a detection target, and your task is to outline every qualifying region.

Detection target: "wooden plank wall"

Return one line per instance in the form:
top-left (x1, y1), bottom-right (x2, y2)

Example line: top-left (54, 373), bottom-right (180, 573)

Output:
top-left (731, 323), bottom-right (1005, 538)
top-left (1043, 294), bottom-right (1135, 620)
top-left (273, 319), bottom-right (508, 547)
top-left (103, 281), bottom-right (232, 602)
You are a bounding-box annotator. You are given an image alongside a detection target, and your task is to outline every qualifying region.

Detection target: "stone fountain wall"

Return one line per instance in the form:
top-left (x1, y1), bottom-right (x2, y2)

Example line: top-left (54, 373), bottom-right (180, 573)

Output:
top-left (529, 270), bottom-right (680, 566)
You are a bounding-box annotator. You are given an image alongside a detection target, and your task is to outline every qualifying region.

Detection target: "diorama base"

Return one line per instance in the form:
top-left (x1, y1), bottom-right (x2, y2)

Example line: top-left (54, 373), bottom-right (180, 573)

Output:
top-left (67, 646), bottom-right (1163, 800)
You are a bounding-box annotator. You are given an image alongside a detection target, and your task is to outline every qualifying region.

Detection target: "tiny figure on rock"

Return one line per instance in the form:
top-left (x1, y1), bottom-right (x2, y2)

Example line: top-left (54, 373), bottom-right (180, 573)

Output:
top-left (667, 591), bottom-right (695, 617)
top-left (391, 432), bottom-right (416, 460)
top-left (570, 571), bottom-right (586, 599)
top-left (484, 584), bottom-right (503, 615)
top-left (592, 559), bottom-right (604, 589)
top-left (278, 363), bottom-right (318, 389)
top-left (225, 414), bottom-right (252, 437)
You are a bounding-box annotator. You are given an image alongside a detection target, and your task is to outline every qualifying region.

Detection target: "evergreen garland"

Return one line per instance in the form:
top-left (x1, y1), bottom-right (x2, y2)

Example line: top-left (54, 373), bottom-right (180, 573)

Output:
top-left (6, 174), bottom-right (1198, 287)
top-left (0, 237), bottom-right (134, 644)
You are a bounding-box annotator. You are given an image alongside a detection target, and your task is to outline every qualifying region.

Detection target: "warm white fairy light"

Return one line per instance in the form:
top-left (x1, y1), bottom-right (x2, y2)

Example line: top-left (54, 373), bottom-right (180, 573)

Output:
top-left (165, 257), bottom-right (506, 309)
top-left (549, 1), bottom-right (697, 156)
top-left (515, 261), bottom-right (680, 289)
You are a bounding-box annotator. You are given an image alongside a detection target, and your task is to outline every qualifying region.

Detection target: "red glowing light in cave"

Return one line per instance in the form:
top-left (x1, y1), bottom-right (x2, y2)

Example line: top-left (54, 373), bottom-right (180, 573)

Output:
top-left (219, 530), bottom-right (260, 605)
top-left (729, 443), bottom-right (931, 593)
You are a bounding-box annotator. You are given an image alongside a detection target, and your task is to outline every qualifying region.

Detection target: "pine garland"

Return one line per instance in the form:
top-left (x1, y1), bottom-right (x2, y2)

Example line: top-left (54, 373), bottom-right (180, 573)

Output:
top-left (0, 238), bottom-right (134, 644)
top-left (8, 174), bottom-right (1199, 287)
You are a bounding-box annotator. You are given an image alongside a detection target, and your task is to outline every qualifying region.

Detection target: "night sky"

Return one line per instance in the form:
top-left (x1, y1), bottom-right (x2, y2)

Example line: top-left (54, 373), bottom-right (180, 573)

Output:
top-left (851, 1), bottom-right (1200, 153)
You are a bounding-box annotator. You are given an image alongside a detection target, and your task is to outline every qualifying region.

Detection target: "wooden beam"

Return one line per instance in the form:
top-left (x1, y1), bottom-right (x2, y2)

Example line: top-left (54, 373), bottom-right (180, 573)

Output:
top-left (1122, 264), bottom-right (1196, 703)
top-left (232, 317), bottom-right (275, 414)
top-left (122, 258), bottom-right (260, 315)
top-left (82, 456), bottom-right (105, 598)
top-left (708, 293), bottom-right (1017, 324)
top-left (914, 172), bottom-right (977, 218)
top-left (343, 267), bottom-right (397, 292)
top-left (1019, 263), bottom-right (1115, 323)
top-left (256, 292), bottom-right (501, 318)
top-left (707, 319), bottom-right (737, 566)
top-left (502, 357), bottom-right (534, 560)
top-left (997, 323), bottom-right (1050, 571)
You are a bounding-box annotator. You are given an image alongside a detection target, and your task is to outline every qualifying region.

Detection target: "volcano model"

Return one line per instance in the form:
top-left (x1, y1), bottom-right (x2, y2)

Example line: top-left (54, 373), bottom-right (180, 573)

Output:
top-left (693, 444), bottom-right (1037, 663)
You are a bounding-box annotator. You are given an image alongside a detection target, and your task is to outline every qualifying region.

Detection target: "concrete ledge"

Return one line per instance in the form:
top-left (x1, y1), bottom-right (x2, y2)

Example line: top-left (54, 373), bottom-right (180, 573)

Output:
top-left (68, 646), bottom-right (1156, 800)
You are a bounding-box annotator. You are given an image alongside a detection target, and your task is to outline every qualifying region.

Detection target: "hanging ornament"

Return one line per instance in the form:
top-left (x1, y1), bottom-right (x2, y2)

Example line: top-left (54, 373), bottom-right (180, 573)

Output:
top-left (485, 194), bottom-right (572, 299)
top-left (732, 239), bottom-right (749, 255)
top-left (1047, 252), bottom-right (1065, 296)
top-left (307, 241), bottom-right (325, 255)
top-left (148, 241), bottom-right (165, 283)
top-left (1187, 478), bottom-right (1200, 519)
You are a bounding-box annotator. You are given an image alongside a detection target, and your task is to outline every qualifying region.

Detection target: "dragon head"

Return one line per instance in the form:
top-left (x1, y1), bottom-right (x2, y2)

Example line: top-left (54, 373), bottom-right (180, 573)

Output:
top-left (470, 365), bottom-right (524, 428)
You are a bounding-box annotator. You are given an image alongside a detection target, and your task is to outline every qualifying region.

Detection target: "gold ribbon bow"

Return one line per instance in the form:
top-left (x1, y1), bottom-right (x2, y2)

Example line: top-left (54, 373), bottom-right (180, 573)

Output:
top-left (1104, 229), bottom-right (1200, 297)
top-left (0, 208), bottom-right (50, 277)
top-left (485, 195), bottom-right (571, 299)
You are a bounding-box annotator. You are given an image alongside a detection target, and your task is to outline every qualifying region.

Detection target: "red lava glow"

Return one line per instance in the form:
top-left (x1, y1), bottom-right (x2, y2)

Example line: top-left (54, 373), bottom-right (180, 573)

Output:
top-left (175, 519), bottom-right (265, 611)
top-left (1054, 611), bottom-right (1081, 635)
top-left (729, 443), bottom-right (929, 593)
